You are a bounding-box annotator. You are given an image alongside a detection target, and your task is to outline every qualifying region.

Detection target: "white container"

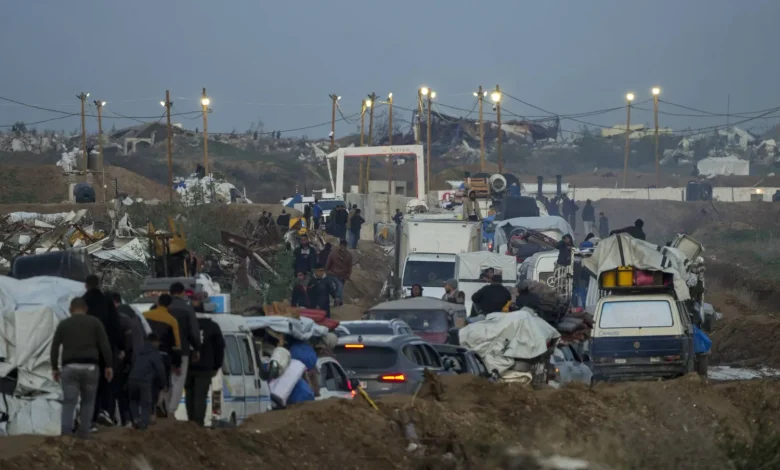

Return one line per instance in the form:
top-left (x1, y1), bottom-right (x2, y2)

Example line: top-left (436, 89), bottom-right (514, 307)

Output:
top-left (269, 359), bottom-right (305, 407)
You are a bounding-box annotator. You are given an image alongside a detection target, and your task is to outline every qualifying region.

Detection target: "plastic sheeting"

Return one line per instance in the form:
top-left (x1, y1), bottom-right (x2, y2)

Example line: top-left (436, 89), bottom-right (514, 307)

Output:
top-left (244, 315), bottom-right (329, 340)
top-left (455, 252), bottom-right (517, 282)
top-left (458, 309), bottom-right (560, 376)
top-left (0, 276), bottom-right (85, 436)
top-left (91, 237), bottom-right (148, 263)
top-left (696, 155), bottom-right (749, 177)
top-left (493, 216), bottom-right (573, 249)
top-left (582, 234), bottom-right (692, 300)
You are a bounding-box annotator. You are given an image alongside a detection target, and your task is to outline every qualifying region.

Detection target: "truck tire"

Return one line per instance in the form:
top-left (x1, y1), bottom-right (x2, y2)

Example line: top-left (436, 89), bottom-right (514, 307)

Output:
top-left (695, 353), bottom-right (709, 377)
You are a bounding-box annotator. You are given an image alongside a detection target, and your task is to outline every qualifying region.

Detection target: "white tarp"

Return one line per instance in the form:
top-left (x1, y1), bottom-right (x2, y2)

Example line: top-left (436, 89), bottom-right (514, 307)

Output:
top-left (91, 237), bottom-right (148, 264)
top-left (244, 316), bottom-right (328, 340)
top-left (582, 234), bottom-right (692, 300)
top-left (459, 309), bottom-right (560, 375)
top-left (5, 211), bottom-right (80, 225)
top-left (455, 252), bottom-right (518, 282)
top-left (696, 155), bottom-right (749, 177)
top-left (0, 276), bottom-right (85, 436)
top-left (493, 216), bottom-right (573, 249)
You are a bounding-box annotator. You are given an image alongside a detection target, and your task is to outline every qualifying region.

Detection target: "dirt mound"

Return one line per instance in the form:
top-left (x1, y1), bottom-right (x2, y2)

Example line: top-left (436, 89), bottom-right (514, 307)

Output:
top-left (711, 314), bottom-right (780, 368)
top-left (4, 376), bottom-right (780, 470)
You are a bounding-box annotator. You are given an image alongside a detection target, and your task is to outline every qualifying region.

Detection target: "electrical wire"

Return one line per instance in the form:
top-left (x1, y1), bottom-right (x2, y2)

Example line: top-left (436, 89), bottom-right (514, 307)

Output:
top-left (0, 114), bottom-right (80, 128)
top-left (0, 95), bottom-right (204, 120)
top-left (209, 112), bottom-right (361, 137)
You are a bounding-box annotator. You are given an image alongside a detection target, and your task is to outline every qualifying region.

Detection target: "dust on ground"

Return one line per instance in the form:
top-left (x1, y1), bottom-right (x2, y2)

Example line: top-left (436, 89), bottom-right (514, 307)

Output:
top-left (2, 375), bottom-right (779, 470)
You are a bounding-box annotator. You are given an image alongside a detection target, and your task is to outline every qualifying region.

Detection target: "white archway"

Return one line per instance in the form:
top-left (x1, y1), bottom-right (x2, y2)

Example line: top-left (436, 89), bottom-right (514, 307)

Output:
top-left (325, 145), bottom-right (425, 199)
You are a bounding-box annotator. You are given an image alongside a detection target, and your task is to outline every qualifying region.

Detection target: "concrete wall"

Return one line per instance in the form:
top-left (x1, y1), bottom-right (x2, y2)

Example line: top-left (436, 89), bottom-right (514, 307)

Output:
top-left (368, 180), bottom-right (407, 196)
top-left (346, 193), bottom-right (413, 240)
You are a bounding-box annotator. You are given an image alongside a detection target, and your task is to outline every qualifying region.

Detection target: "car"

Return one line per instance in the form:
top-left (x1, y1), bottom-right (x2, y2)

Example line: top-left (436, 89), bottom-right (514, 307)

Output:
top-left (549, 344), bottom-right (593, 387)
top-left (339, 320), bottom-right (414, 337)
top-left (316, 356), bottom-right (355, 400)
top-left (431, 344), bottom-right (491, 378)
top-left (334, 334), bottom-right (454, 397)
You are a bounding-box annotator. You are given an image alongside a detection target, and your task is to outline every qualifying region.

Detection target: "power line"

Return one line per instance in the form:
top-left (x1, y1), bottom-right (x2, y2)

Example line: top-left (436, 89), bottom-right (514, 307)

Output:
top-left (0, 95), bottom-right (204, 121)
top-left (210, 112), bottom-right (361, 137)
top-left (0, 114), bottom-right (80, 128)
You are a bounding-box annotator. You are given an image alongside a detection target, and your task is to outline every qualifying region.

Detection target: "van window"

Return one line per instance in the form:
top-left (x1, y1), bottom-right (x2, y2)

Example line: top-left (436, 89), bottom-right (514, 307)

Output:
top-left (222, 335), bottom-right (243, 375)
top-left (599, 300), bottom-right (674, 329)
top-left (240, 337), bottom-right (256, 375)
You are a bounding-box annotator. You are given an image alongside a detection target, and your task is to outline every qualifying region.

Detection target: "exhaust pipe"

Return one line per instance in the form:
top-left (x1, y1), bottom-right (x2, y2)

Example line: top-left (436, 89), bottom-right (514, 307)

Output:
top-left (556, 175), bottom-right (562, 197)
top-left (537, 176), bottom-right (543, 198)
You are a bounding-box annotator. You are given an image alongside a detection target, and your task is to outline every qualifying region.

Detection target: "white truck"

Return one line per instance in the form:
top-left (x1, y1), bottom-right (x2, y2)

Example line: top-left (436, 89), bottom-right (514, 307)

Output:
top-left (400, 220), bottom-right (482, 299)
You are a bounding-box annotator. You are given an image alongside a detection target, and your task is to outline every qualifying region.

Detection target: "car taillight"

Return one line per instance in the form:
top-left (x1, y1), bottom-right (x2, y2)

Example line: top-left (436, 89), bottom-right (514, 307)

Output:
top-left (350, 390), bottom-right (356, 398)
top-left (380, 374), bottom-right (406, 382)
top-left (211, 390), bottom-right (221, 415)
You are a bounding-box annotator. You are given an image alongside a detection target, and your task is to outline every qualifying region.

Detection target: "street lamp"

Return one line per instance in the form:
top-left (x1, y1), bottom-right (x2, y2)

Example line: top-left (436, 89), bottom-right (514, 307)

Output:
top-left (201, 88), bottom-right (211, 177)
top-left (475, 86), bottom-right (488, 170)
top-left (652, 86), bottom-right (661, 187)
top-left (490, 90), bottom-right (502, 103)
top-left (93, 100), bottom-right (106, 201)
top-left (424, 87), bottom-right (436, 194)
top-left (492, 85), bottom-right (504, 172)
top-left (420, 87), bottom-right (429, 96)
top-left (623, 92), bottom-right (635, 188)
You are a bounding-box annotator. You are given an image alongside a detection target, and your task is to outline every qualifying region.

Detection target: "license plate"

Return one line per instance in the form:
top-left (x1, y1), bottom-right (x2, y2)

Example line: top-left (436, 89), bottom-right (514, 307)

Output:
top-left (359, 381), bottom-right (367, 389)
top-left (614, 358), bottom-right (627, 364)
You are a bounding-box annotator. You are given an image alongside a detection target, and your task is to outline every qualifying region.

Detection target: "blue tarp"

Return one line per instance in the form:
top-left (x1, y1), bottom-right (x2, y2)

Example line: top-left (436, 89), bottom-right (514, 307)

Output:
top-left (693, 325), bottom-right (712, 354)
top-left (285, 194), bottom-right (303, 208)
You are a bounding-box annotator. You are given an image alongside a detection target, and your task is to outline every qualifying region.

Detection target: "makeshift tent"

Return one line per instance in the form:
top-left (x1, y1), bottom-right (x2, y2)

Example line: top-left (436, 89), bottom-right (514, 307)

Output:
top-left (0, 276), bottom-right (85, 436)
top-left (493, 216), bottom-right (573, 249)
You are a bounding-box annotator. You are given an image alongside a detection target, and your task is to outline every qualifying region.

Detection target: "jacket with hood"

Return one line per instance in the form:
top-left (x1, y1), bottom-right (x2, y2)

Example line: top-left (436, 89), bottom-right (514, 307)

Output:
top-left (189, 317), bottom-right (225, 373)
top-left (325, 248), bottom-right (353, 280)
top-left (293, 245), bottom-right (317, 273)
top-left (555, 239), bottom-right (574, 266)
top-left (117, 304), bottom-right (145, 358)
top-left (83, 288), bottom-right (125, 354)
top-left (168, 296), bottom-right (202, 355)
top-left (128, 341), bottom-right (166, 385)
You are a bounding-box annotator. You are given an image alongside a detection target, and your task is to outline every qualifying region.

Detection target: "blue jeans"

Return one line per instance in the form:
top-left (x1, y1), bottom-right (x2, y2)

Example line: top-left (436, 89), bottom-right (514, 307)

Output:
top-left (331, 276), bottom-right (344, 301)
top-left (349, 230), bottom-right (359, 249)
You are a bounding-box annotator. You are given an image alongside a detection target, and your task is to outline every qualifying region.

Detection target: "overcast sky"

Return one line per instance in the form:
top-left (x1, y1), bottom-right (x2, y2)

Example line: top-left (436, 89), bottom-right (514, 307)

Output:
top-left (2, 0), bottom-right (780, 138)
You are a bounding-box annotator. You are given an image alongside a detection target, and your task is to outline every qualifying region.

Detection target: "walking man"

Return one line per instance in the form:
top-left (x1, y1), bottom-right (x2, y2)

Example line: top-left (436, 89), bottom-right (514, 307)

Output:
top-left (127, 334), bottom-right (166, 430)
top-left (349, 209), bottom-right (365, 249)
top-left (166, 283), bottom-right (201, 417)
top-left (186, 315), bottom-right (225, 426)
top-left (325, 239), bottom-right (353, 302)
top-left (582, 199), bottom-right (595, 237)
top-left (51, 297), bottom-right (113, 438)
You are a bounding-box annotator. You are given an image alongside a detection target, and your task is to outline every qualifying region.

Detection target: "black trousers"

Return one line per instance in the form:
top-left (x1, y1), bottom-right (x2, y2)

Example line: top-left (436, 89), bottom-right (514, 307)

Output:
top-left (128, 380), bottom-right (153, 430)
top-left (185, 370), bottom-right (212, 426)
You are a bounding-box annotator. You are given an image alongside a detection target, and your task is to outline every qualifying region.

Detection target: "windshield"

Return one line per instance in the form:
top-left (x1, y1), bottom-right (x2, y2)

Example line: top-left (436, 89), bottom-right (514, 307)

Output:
top-left (402, 260), bottom-right (455, 287)
top-left (318, 200), bottom-right (344, 211)
top-left (599, 300), bottom-right (674, 329)
top-left (370, 310), bottom-right (450, 332)
top-left (341, 323), bottom-right (394, 336)
top-left (334, 346), bottom-right (398, 370)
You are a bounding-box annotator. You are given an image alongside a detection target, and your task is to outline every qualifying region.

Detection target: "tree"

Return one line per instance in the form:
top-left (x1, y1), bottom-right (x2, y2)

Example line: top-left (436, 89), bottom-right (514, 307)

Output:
top-left (11, 121), bottom-right (27, 134)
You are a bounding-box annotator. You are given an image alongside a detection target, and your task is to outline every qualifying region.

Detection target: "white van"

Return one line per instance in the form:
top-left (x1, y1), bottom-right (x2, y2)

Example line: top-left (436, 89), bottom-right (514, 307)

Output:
top-left (174, 314), bottom-right (271, 426)
top-left (519, 251), bottom-right (558, 287)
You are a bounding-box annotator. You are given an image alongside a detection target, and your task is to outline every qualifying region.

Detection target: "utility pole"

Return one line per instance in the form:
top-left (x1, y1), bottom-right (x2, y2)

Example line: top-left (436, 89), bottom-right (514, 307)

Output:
top-left (426, 88), bottom-right (435, 194)
top-left (359, 99), bottom-right (367, 193)
top-left (329, 94), bottom-right (339, 152)
top-left (366, 92), bottom-right (377, 194)
top-left (201, 88), bottom-right (210, 176)
top-left (94, 100), bottom-right (106, 202)
top-left (161, 90), bottom-right (174, 202)
top-left (623, 93), bottom-right (635, 188)
top-left (474, 85), bottom-right (485, 171)
top-left (493, 85), bottom-right (503, 173)
top-left (77, 92), bottom-right (89, 178)
top-left (652, 87), bottom-right (661, 188)
top-left (387, 93), bottom-right (393, 220)
top-left (416, 88), bottom-right (424, 145)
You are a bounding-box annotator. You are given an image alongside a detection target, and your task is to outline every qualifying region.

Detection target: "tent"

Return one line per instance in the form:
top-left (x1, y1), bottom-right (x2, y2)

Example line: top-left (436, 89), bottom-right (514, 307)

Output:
top-left (0, 276), bottom-right (85, 436)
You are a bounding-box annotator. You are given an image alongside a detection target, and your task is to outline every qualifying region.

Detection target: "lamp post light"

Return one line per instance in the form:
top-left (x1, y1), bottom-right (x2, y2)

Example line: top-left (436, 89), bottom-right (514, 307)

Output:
top-left (424, 87), bottom-right (436, 194)
top-left (491, 86), bottom-right (503, 173)
top-left (474, 86), bottom-right (488, 171)
top-left (652, 86), bottom-right (661, 188)
top-left (201, 88), bottom-right (211, 176)
top-left (622, 92), bottom-right (635, 188)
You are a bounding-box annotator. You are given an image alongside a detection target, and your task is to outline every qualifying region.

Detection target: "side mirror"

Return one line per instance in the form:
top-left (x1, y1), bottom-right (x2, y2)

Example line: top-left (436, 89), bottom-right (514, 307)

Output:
top-left (349, 378), bottom-right (361, 390)
top-left (582, 354), bottom-right (591, 363)
top-left (442, 357), bottom-right (456, 371)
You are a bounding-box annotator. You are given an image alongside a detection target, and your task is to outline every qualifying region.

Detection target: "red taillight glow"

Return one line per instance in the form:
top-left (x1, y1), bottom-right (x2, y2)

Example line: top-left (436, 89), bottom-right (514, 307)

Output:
top-left (380, 374), bottom-right (406, 382)
top-left (350, 390), bottom-right (356, 398)
top-left (344, 344), bottom-right (364, 349)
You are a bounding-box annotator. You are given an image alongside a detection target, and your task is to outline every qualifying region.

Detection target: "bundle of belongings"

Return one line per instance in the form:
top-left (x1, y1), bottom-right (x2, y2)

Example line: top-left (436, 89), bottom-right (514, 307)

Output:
top-left (0, 276), bottom-right (86, 435)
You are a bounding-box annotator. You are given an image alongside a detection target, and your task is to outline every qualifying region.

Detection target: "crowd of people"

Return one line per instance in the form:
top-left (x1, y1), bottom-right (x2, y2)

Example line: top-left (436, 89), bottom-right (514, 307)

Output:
top-left (50, 276), bottom-right (225, 438)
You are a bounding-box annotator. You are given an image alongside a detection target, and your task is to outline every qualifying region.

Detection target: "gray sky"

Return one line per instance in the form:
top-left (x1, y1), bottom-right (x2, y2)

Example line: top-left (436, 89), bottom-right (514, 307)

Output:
top-left (2, 0), bottom-right (780, 138)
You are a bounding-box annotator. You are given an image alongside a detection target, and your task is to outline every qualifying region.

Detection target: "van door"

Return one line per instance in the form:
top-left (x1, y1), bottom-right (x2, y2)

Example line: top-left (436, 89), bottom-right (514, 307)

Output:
top-left (238, 333), bottom-right (262, 417)
top-left (221, 334), bottom-right (246, 424)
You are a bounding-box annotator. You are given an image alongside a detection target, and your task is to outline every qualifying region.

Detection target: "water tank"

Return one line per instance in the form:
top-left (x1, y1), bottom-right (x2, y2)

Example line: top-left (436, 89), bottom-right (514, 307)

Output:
top-left (87, 152), bottom-right (99, 171)
top-left (11, 250), bottom-right (93, 282)
top-left (73, 182), bottom-right (96, 203)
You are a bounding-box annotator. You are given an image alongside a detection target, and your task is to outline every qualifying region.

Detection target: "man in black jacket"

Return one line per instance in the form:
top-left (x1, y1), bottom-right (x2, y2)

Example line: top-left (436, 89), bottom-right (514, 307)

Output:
top-left (349, 209), bottom-right (365, 249)
top-left (471, 274), bottom-right (512, 316)
top-left (308, 264), bottom-right (339, 317)
top-left (186, 315), bottom-right (224, 426)
top-left (293, 234), bottom-right (317, 274)
top-left (581, 200), bottom-right (595, 236)
top-left (83, 275), bottom-right (124, 427)
top-left (167, 282), bottom-right (202, 416)
top-left (610, 218), bottom-right (646, 241)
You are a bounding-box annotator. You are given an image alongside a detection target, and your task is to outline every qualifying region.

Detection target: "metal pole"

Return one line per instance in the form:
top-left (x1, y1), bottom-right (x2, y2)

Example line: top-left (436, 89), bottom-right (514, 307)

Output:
top-left (367, 92), bottom-right (377, 194)
top-left (165, 90), bottom-right (173, 202)
top-left (653, 94), bottom-right (660, 188)
top-left (95, 101), bottom-right (105, 202)
top-left (78, 93), bottom-right (87, 178)
top-left (416, 89), bottom-right (423, 145)
top-left (478, 85), bottom-right (485, 171)
top-left (359, 100), bottom-right (366, 193)
top-left (329, 94), bottom-right (338, 152)
top-left (495, 85), bottom-right (503, 173)
top-left (387, 94), bottom-right (393, 220)
top-left (623, 100), bottom-right (632, 188)
top-left (202, 88), bottom-right (209, 176)
top-left (426, 93), bottom-right (432, 194)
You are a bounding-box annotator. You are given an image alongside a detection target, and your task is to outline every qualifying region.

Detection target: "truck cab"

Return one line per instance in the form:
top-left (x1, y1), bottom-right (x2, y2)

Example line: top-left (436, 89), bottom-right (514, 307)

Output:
top-left (591, 293), bottom-right (696, 382)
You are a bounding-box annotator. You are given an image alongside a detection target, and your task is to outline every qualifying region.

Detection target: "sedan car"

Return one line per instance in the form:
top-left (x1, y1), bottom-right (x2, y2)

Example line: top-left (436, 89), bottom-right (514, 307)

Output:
top-left (549, 344), bottom-right (593, 387)
top-left (334, 334), bottom-right (453, 396)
